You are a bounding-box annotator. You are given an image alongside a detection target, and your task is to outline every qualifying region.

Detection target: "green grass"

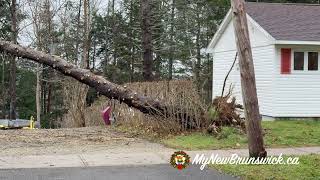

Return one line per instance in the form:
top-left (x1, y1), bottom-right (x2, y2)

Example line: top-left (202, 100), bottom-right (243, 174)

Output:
top-left (162, 120), bottom-right (320, 150)
top-left (212, 154), bottom-right (320, 180)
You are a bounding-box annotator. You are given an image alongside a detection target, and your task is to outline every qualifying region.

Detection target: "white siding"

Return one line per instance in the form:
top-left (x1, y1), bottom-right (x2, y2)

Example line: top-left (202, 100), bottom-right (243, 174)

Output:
top-left (212, 18), bottom-right (275, 117)
top-left (274, 45), bottom-right (320, 117)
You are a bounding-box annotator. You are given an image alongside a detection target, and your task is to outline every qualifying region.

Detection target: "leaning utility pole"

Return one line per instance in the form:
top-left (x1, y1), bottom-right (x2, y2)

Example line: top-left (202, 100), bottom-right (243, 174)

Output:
top-left (230, 0), bottom-right (267, 158)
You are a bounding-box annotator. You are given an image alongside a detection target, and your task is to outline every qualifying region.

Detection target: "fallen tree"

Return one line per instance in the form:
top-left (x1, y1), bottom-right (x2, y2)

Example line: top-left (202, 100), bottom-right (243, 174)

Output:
top-left (0, 40), bottom-right (169, 116)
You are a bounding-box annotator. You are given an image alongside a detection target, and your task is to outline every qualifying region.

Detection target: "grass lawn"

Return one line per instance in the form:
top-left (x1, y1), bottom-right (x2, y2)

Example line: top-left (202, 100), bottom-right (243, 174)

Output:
top-left (212, 154), bottom-right (320, 180)
top-left (162, 120), bottom-right (320, 150)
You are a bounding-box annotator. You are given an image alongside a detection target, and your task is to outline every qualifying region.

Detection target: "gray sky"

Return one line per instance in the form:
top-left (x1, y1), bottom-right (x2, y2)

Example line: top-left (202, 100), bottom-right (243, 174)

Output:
top-left (18, 0), bottom-right (110, 46)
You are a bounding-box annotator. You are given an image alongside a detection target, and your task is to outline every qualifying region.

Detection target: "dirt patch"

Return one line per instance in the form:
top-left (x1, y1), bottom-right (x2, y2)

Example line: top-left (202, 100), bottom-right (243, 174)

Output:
top-left (0, 127), bottom-right (169, 156)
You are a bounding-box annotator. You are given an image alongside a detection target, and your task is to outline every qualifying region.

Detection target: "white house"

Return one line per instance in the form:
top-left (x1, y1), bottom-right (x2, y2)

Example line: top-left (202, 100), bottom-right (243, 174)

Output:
top-left (207, 2), bottom-right (320, 119)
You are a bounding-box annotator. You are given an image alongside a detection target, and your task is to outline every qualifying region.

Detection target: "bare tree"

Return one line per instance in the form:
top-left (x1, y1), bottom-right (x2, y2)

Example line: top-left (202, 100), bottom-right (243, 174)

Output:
top-left (28, 0), bottom-right (54, 127)
top-left (27, 0), bottom-right (39, 125)
top-left (76, 0), bottom-right (91, 127)
top-left (31, 0), bottom-right (43, 127)
top-left (64, 0), bottom-right (92, 127)
top-left (231, 0), bottom-right (266, 158)
top-left (59, 0), bottom-right (83, 128)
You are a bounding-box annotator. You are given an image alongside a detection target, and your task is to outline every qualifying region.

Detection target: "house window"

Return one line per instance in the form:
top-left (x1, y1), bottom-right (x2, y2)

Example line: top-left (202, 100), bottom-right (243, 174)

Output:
top-left (308, 52), bottom-right (318, 71)
top-left (294, 52), bottom-right (304, 71)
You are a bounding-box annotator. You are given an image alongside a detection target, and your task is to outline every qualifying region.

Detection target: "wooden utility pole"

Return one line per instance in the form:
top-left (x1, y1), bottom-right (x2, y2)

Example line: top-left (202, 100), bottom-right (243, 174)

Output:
top-left (230, 0), bottom-right (267, 158)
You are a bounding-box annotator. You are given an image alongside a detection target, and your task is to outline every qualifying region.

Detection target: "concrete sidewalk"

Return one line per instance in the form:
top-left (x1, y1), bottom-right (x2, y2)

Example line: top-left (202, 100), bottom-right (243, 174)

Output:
top-left (0, 147), bottom-right (319, 169)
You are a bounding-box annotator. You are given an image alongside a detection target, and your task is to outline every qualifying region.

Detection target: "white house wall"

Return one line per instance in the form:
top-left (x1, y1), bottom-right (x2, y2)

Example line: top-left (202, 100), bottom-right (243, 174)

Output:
top-left (212, 17), bottom-right (275, 117)
top-left (274, 45), bottom-right (320, 117)
top-left (213, 16), bottom-right (273, 53)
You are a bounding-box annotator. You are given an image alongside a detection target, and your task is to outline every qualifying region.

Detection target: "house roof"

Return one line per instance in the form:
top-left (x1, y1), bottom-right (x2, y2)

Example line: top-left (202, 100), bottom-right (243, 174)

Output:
top-left (207, 2), bottom-right (320, 52)
top-left (245, 2), bottom-right (320, 41)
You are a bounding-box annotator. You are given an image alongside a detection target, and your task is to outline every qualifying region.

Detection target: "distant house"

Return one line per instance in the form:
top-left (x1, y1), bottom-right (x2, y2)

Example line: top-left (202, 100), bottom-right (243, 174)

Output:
top-left (207, 3), bottom-right (320, 119)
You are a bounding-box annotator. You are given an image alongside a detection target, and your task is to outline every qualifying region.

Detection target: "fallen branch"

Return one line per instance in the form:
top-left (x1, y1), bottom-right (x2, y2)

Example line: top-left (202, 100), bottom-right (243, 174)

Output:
top-left (221, 52), bottom-right (238, 97)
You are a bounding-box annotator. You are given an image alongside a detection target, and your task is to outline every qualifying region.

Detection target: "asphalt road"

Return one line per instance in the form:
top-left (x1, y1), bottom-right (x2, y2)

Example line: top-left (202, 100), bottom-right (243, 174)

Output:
top-left (0, 165), bottom-right (237, 180)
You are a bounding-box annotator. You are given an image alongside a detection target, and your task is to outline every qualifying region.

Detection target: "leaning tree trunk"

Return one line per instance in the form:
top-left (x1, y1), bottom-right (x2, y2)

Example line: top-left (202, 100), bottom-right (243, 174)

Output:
top-left (0, 40), bottom-right (170, 116)
top-left (231, 0), bottom-right (266, 158)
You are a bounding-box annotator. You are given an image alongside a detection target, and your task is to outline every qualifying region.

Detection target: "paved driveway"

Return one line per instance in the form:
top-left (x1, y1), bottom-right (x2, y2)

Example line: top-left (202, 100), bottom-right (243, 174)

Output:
top-left (0, 165), bottom-right (237, 180)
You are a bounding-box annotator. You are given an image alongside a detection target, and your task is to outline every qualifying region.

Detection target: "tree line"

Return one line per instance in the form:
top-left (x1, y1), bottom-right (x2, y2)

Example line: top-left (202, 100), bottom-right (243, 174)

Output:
top-left (0, 0), bottom-right (317, 128)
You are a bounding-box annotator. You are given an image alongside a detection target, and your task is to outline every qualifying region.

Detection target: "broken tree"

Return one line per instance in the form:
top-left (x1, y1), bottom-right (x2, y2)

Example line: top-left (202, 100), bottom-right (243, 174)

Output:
top-left (0, 40), bottom-right (179, 118)
top-left (231, 0), bottom-right (267, 158)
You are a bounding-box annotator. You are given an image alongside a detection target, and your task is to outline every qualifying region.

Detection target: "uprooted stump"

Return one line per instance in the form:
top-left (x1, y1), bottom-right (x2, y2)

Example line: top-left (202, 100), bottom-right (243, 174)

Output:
top-left (207, 94), bottom-right (246, 135)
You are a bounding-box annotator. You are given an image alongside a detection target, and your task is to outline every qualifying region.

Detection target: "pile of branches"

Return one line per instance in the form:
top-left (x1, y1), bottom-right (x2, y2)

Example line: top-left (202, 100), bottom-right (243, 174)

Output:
top-left (207, 92), bottom-right (246, 135)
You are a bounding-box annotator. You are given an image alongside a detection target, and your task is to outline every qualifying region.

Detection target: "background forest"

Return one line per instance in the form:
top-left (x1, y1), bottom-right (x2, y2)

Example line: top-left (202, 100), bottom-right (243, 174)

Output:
top-left (0, 0), bottom-right (319, 128)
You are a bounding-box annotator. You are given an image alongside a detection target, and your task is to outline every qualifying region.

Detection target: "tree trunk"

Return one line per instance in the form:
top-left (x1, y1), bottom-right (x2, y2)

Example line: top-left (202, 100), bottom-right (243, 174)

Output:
top-left (83, 0), bottom-right (90, 69)
top-left (129, 0), bottom-right (134, 82)
top-left (111, 0), bottom-right (117, 82)
top-left (194, 5), bottom-right (201, 92)
top-left (47, 83), bottom-right (52, 113)
top-left (9, 0), bottom-right (17, 120)
top-left (168, 0), bottom-right (175, 80)
top-left (231, 0), bottom-right (266, 158)
top-left (36, 64), bottom-right (41, 126)
top-left (141, 0), bottom-right (153, 81)
top-left (74, 0), bottom-right (91, 127)
top-left (103, 0), bottom-right (110, 77)
top-left (0, 40), bottom-right (189, 118)
top-left (92, 38), bottom-right (96, 70)
top-left (1, 56), bottom-right (6, 118)
top-left (74, 0), bottom-right (82, 64)
top-left (45, 0), bottom-right (53, 120)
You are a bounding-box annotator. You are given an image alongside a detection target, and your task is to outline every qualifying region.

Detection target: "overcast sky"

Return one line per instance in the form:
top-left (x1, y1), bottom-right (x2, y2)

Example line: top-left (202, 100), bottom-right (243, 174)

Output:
top-left (18, 0), bottom-right (111, 46)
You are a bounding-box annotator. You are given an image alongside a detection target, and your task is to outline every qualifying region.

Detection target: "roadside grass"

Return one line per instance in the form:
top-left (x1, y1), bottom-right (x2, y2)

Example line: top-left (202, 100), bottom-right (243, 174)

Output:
top-left (162, 120), bottom-right (320, 150)
top-left (212, 154), bottom-right (320, 180)
top-left (162, 127), bottom-right (247, 150)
